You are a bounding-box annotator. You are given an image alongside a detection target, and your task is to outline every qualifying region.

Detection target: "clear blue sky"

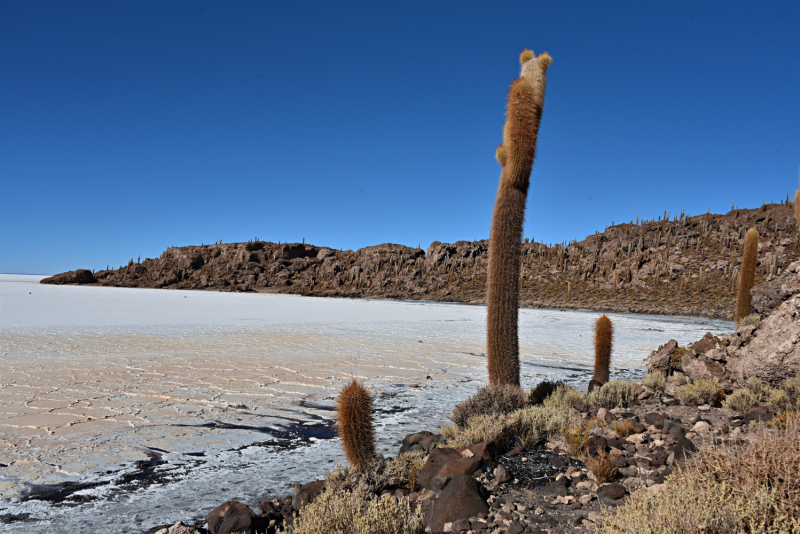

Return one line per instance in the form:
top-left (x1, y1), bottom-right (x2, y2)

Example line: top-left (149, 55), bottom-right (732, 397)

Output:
top-left (1, 1), bottom-right (798, 275)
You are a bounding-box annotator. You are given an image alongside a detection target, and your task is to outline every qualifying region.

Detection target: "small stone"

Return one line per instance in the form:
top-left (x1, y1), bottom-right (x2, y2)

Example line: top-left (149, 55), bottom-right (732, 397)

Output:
top-left (693, 421), bottom-right (710, 433)
top-left (579, 494), bottom-right (594, 504)
top-left (461, 449), bottom-right (475, 458)
top-left (507, 521), bottom-right (525, 534)
top-left (534, 507), bottom-right (544, 516)
top-left (583, 518), bottom-right (597, 529)
top-left (494, 465), bottom-right (512, 484)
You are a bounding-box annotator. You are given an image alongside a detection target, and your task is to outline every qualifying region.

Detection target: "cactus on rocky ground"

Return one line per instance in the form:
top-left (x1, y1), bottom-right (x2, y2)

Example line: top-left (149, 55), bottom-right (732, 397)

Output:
top-left (593, 315), bottom-right (613, 384)
top-left (736, 228), bottom-right (760, 323)
top-left (795, 166), bottom-right (799, 226)
top-left (336, 379), bottom-right (375, 472)
top-left (487, 48), bottom-right (551, 386)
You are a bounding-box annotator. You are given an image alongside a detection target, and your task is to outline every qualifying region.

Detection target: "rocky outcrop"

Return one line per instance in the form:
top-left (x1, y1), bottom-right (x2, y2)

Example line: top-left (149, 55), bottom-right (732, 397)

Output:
top-left (647, 261), bottom-right (800, 388)
top-left (40, 269), bottom-right (95, 285)
top-left (41, 203), bottom-right (799, 319)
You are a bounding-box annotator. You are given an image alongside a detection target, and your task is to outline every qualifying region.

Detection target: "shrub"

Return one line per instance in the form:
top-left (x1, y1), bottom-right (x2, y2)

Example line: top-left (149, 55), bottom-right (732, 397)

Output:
top-left (337, 380), bottom-right (375, 472)
top-left (451, 385), bottom-right (528, 428)
top-left (441, 413), bottom-right (517, 449)
top-left (383, 451), bottom-right (427, 492)
top-left (597, 419), bottom-right (800, 533)
top-left (529, 380), bottom-right (564, 405)
top-left (744, 376), bottom-right (770, 402)
top-left (611, 419), bottom-right (636, 438)
top-left (588, 380), bottom-right (636, 409)
top-left (281, 486), bottom-right (424, 534)
top-left (642, 372), bottom-right (666, 395)
top-left (516, 403), bottom-right (574, 448)
top-left (585, 449), bottom-right (619, 484)
top-left (545, 384), bottom-right (590, 412)
top-left (723, 388), bottom-right (760, 414)
top-left (671, 372), bottom-right (689, 386)
top-left (738, 313), bottom-right (762, 328)
top-left (562, 419), bottom-right (597, 456)
top-left (675, 379), bottom-right (726, 407)
top-left (784, 377), bottom-right (800, 407)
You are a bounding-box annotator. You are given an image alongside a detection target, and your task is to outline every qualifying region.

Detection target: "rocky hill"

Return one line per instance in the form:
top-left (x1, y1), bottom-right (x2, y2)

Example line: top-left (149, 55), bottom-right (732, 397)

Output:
top-left (42, 202), bottom-right (799, 319)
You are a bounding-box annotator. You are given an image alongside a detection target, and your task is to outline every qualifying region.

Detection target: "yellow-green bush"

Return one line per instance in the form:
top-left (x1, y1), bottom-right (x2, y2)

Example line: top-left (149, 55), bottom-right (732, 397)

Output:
top-left (611, 419), bottom-right (636, 438)
top-left (440, 413), bottom-right (517, 448)
top-left (451, 385), bottom-right (528, 427)
top-left (597, 420), bottom-right (800, 534)
top-left (280, 486), bottom-right (424, 534)
top-left (723, 388), bottom-right (760, 414)
top-left (642, 372), bottom-right (666, 395)
top-left (743, 377), bottom-right (770, 402)
top-left (671, 372), bottom-right (689, 386)
top-left (675, 379), bottom-right (725, 407)
top-left (588, 380), bottom-right (636, 409)
top-left (544, 384), bottom-right (590, 412)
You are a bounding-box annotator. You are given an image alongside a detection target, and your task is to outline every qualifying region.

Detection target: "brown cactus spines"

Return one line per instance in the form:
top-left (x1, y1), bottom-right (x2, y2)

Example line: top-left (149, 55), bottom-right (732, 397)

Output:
top-left (335, 379), bottom-right (375, 472)
top-left (593, 315), bottom-right (613, 384)
top-left (736, 228), bottom-right (759, 323)
top-left (487, 49), bottom-right (550, 387)
top-left (795, 166), bottom-right (799, 226)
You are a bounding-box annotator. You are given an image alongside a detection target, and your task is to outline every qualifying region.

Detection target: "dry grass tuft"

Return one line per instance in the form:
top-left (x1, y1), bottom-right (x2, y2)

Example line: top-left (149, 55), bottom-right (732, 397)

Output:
top-left (585, 449), bottom-right (619, 484)
top-left (451, 384), bottom-right (528, 428)
top-left (545, 384), bottom-right (590, 412)
top-left (562, 419), bottom-right (597, 456)
top-left (611, 419), bottom-right (636, 438)
top-left (597, 420), bottom-right (800, 533)
top-left (441, 413), bottom-right (517, 449)
top-left (675, 378), bottom-right (726, 407)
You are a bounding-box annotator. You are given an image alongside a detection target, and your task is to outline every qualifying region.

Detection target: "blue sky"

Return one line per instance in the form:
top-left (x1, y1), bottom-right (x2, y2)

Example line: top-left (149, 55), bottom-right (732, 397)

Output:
top-left (1, 1), bottom-right (798, 275)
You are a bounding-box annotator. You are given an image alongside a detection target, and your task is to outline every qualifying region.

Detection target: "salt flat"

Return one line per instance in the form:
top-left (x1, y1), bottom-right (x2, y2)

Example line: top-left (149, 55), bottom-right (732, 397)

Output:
top-left (0, 274), bottom-right (732, 533)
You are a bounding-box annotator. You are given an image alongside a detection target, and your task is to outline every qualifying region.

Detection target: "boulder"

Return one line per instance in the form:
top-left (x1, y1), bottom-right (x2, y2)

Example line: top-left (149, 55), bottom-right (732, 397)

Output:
top-left (424, 475), bottom-right (488, 533)
top-left (454, 441), bottom-right (496, 470)
top-left (206, 501), bottom-right (255, 534)
top-left (417, 448), bottom-right (483, 490)
top-left (645, 339), bottom-right (678, 374)
top-left (399, 431), bottom-right (443, 455)
top-left (292, 479), bottom-right (325, 511)
top-left (751, 261), bottom-right (800, 315)
top-left (690, 333), bottom-right (721, 355)
top-left (596, 483), bottom-right (626, 501)
top-left (643, 412), bottom-right (665, 429)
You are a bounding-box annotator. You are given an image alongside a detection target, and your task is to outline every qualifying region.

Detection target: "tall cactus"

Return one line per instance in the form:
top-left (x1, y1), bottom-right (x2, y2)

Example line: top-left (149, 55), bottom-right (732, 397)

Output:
top-left (795, 166), bottom-right (799, 226)
top-left (593, 315), bottom-right (613, 384)
top-left (487, 49), bottom-right (551, 387)
top-left (336, 379), bottom-right (375, 472)
top-left (736, 228), bottom-right (759, 323)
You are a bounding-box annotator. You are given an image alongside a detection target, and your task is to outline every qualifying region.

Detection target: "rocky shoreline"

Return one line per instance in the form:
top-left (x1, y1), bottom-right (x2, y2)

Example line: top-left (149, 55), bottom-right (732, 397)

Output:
top-left (145, 253), bottom-right (800, 534)
top-left (42, 203), bottom-right (798, 319)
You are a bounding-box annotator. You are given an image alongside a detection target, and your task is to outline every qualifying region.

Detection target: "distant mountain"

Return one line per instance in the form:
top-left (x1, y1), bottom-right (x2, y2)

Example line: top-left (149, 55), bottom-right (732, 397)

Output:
top-left (42, 202), bottom-right (798, 319)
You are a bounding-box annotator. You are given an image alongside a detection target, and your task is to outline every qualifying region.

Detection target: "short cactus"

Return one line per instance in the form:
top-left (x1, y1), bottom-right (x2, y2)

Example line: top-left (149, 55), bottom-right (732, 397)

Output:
top-left (593, 315), bottom-right (613, 384)
top-left (336, 379), bottom-right (375, 472)
top-left (736, 228), bottom-right (759, 323)
top-left (487, 48), bottom-right (551, 387)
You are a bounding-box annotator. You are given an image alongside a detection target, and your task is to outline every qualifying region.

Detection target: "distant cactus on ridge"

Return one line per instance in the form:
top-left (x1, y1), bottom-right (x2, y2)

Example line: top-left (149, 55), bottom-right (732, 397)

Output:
top-left (487, 48), bottom-right (551, 387)
top-left (336, 379), bottom-right (375, 472)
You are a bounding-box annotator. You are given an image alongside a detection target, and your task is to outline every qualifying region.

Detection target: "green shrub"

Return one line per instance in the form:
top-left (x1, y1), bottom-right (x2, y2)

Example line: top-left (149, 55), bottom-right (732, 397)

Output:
top-left (280, 486), bottom-right (424, 534)
top-left (737, 313), bottom-right (762, 328)
top-left (588, 380), bottom-right (636, 409)
top-left (451, 385), bottom-right (528, 427)
top-left (642, 372), bottom-right (666, 395)
top-left (440, 413), bottom-right (517, 449)
top-left (675, 379), bottom-right (726, 407)
top-left (723, 389), bottom-right (760, 414)
top-left (784, 377), bottom-right (800, 407)
top-left (744, 377), bottom-right (770, 402)
top-left (671, 372), bottom-right (689, 386)
top-left (528, 380), bottom-right (564, 405)
top-left (516, 402), bottom-right (574, 447)
top-left (544, 384), bottom-right (590, 412)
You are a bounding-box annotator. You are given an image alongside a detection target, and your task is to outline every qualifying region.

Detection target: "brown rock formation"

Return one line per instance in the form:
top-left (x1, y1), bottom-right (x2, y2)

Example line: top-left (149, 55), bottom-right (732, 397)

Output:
top-left (41, 203), bottom-right (799, 319)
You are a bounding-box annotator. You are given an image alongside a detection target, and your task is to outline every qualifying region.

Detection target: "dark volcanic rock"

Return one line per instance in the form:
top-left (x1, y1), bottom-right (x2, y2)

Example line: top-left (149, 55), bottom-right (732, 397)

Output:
top-left (424, 475), bottom-right (488, 533)
top-left (417, 448), bottom-right (482, 490)
top-left (206, 501), bottom-right (255, 534)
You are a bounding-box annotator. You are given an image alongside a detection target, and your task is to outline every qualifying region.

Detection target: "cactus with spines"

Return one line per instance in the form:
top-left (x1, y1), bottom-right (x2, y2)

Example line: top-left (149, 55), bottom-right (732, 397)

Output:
top-left (336, 379), bottom-right (375, 472)
top-left (795, 166), bottom-right (800, 226)
top-left (593, 315), bottom-right (613, 384)
top-left (736, 228), bottom-right (759, 323)
top-left (487, 48), bottom-right (551, 387)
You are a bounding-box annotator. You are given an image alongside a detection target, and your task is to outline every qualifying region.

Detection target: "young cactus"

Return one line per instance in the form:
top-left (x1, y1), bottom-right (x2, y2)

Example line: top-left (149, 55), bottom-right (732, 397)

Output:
top-left (336, 379), bottom-right (375, 472)
top-left (487, 48), bottom-right (551, 387)
top-left (736, 228), bottom-right (759, 323)
top-left (593, 315), bottom-right (613, 385)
